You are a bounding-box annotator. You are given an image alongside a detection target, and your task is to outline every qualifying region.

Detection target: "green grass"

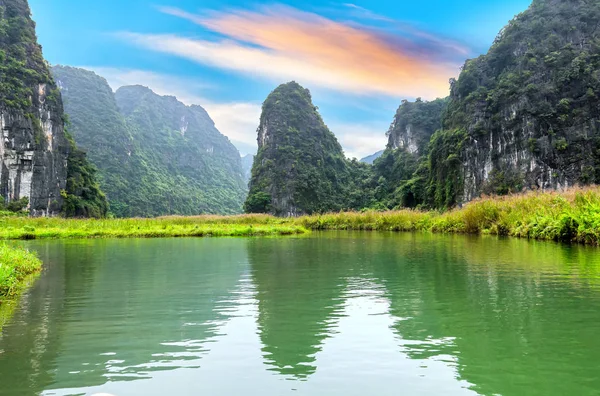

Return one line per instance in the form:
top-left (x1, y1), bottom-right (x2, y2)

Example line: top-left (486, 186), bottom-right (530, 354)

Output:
top-left (1, 187), bottom-right (599, 245)
top-left (0, 244), bottom-right (42, 332)
top-left (0, 216), bottom-right (307, 240)
top-left (296, 187), bottom-right (600, 245)
top-left (0, 244), bottom-right (42, 299)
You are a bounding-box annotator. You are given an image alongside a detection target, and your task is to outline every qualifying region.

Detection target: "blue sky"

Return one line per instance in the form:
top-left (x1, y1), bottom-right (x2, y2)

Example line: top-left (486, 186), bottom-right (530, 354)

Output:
top-left (30, 0), bottom-right (532, 158)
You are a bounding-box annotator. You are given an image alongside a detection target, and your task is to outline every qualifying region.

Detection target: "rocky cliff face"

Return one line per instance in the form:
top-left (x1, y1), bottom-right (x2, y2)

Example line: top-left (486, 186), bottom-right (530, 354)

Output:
top-left (0, 87), bottom-right (69, 216)
top-left (245, 82), bottom-right (365, 216)
top-left (368, 98), bottom-right (446, 209)
top-left (0, 0), bottom-right (68, 215)
top-left (438, 0), bottom-right (600, 203)
top-left (386, 98), bottom-right (447, 156)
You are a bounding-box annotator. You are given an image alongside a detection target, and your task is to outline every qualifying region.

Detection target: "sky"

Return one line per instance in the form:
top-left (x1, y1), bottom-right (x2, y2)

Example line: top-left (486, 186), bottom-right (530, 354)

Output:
top-left (29, 0), bottom-right (532, 159)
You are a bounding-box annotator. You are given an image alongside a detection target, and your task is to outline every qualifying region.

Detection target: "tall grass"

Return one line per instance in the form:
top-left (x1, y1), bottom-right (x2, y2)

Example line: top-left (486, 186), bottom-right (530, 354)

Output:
top-left (298, 187), bottom-right (600, 245)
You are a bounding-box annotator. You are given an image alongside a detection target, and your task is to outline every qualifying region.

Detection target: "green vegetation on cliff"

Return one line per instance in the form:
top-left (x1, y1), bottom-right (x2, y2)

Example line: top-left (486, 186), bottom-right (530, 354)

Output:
top-left (372, 0), bottom-right (600, 210)
top-left (52, 66), bottom-right (247, 217)
top-left (245, 82), bottom-right (372, 215)
top-left (433, 0), bottom-right (600, 204)
top-left (62, 131), bottom-right (109, 218)
top-left (0, 0), bottom-right (56, 110)
top-left (116, 85), bottom-right (246, 216)
top-left (372, 98), bottom-right (447, 209)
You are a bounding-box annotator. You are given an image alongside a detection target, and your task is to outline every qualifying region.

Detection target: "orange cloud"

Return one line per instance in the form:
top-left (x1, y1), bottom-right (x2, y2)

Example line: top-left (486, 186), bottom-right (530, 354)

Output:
top-left (132, 5), bottom-right (465, 99)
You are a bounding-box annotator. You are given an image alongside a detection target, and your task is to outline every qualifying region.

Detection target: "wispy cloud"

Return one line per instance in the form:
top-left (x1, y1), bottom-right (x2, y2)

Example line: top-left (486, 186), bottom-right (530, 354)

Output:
top-left (332, 121), bottom-right (390, 159)
top-left (342, 3), bottom-right (393, 22)
top-left (119, 4), bottom-right (467, 99)
top-left (86, 67), bottom-right (260, 155)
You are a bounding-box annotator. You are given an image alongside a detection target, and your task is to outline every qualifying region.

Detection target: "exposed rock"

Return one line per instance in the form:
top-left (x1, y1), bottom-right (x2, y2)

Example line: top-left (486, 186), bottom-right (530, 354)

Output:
top-left (386, 98), bottom-right (447, 156)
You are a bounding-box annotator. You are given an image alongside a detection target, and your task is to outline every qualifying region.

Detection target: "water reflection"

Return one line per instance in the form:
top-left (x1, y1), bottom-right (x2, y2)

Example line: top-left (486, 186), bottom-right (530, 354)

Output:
top-left (248, 238), bottom-right (347, 379)
top-left (0, 239), bottom-right (248, 395)
top-left (0, 234), bottom-right (599, 396)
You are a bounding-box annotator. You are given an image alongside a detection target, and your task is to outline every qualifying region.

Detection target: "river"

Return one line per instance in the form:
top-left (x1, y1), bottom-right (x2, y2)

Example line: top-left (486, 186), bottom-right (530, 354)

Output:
top-left (1, 233), bottom-right (599, 395)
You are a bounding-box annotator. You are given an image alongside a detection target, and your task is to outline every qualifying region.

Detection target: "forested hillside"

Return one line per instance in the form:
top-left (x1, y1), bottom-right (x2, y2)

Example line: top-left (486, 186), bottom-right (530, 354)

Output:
top-left (53, 66), bottom-right (247, 217)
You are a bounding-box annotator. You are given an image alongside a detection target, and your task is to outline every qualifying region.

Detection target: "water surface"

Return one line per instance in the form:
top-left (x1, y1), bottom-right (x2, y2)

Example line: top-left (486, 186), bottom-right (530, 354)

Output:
top-left (1, 233), bottom-right (600, 395)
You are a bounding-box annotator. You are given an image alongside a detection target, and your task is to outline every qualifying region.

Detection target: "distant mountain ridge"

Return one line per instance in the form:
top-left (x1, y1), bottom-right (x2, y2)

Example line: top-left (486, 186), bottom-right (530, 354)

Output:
top-left (359, 151), bottom-right (384, 164)
top-left (241, 154), bottom-right (254, 185)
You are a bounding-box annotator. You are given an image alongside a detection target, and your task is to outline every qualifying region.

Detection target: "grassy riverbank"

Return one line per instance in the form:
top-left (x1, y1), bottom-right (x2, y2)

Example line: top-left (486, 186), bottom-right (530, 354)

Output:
top-left (298, 187), bottom-right (600, 245)
top-left (0, 216), bottom-right (307, 240)
top-left (0, 244), bottom-right (42, 299)
top-left (0, 244), bottom-right (42, 330)
top-left (0, 187), bottom-right (598, 245)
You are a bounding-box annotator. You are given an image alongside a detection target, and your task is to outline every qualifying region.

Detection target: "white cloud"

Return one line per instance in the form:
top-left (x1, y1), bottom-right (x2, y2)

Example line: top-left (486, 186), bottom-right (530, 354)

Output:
top-left (202, 101), bottom-right (261, 154)
top-left (330, 121), bottom-right (389, 160)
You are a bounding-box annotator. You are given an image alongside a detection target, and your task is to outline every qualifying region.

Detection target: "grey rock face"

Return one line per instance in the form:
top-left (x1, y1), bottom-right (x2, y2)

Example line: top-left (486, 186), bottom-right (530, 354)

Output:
top-left (0, 84), bottom-right (68, 216)
top-left (458, 100), bottom-right (593, 202)
top-left (446, 0), bottom-right (600, 203)
top-left (386, 99), bottom-right (447, 158)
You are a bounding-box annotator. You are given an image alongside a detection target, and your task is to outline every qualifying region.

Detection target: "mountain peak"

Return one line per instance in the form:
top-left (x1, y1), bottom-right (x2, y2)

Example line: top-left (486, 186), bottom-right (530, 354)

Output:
top-left (245, 83), bottom-right (366, 216)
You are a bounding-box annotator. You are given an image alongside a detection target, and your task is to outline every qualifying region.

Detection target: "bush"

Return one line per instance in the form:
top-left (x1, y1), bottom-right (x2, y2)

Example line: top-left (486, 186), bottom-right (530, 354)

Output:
top-left (5, 197), bottom-right (29, 213)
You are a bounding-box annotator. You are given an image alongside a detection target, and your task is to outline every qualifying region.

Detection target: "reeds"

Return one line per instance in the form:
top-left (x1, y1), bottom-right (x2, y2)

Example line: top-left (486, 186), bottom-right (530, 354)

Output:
top-left (298, 187), bottom-right (600, 245)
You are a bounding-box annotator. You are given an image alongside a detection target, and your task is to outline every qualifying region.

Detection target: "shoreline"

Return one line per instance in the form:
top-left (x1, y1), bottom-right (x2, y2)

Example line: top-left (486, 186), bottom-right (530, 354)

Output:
top-left (298, 187), bottom-right (600, 245)
top-left (0, 187), bottom-right (598, 246)
top-left (0, 244), bottom-right (42, 324)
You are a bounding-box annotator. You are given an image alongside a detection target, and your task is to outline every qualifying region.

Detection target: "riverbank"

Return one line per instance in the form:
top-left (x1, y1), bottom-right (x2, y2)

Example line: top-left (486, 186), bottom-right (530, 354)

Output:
top-left (0, 244), bottom-right (42, 312)
top-left (298, 187), bottom-right (600, 245)
top-left (0, 187), bottom-right (598, 245)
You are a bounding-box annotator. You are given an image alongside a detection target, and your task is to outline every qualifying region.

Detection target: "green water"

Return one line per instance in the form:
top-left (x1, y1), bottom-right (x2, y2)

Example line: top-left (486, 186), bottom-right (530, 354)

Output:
top-left (1, 233), bottom-right (600, 396)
